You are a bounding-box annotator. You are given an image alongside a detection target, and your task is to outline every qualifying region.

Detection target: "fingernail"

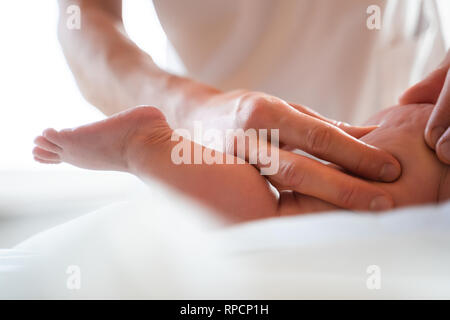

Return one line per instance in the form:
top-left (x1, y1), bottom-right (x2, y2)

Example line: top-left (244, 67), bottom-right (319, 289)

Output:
top-left (438, 140), bottom-right (450, 163)
top-left (379, 163), bottom-right (399, 182)
top-left (370, 196), bottom-right (393, 211)
top-left (430, 126), bottom-right (446, 147)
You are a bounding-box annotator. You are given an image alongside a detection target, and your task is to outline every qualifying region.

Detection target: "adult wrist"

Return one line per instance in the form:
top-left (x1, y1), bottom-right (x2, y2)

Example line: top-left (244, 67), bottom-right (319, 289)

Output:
top-left (160, 74), bottom-right (222, 127)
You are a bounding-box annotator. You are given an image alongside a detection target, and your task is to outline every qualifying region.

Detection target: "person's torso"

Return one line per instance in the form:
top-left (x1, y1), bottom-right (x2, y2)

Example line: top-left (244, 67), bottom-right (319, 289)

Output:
top-left (153, 0), bottom-right (445, 123)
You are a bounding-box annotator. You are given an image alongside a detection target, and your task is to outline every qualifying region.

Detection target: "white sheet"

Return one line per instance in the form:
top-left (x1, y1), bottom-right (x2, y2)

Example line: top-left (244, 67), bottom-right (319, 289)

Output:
top-left (1, 172), bottom-right (449, 299)
top-left (0, 170), bottom-right (147, 247)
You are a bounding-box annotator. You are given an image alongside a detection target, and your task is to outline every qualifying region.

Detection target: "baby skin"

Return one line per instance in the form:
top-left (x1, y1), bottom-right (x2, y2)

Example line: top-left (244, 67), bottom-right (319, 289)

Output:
top-left (33, 104), bottom-right (450, 222)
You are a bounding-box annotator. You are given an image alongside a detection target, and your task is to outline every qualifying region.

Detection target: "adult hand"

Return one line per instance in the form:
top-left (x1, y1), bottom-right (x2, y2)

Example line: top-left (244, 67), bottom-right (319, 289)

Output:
top-left (192, 90), bottom-right (401, 211)
top-left (399, 50), bottom-right (450, 164)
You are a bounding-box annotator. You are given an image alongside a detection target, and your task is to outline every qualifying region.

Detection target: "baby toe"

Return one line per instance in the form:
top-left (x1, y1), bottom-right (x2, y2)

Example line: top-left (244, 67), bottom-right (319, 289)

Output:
top-left (32, 146), bottom-right (61, 161)
top-left (42, 128), bottom-right (63, 146)
top-left (34, 135), bottom-right (62, 153)
top-left (33, 156), bottom-right (61, 164)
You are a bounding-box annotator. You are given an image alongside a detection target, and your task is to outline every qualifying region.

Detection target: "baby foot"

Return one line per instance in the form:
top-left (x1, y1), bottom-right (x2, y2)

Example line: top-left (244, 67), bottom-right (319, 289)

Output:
top-left (33, 106), bottom-right (172, 171)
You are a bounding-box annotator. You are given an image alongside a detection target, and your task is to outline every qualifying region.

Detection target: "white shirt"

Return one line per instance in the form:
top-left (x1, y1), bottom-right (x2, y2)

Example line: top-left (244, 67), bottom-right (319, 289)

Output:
top-left (153, 0), bottom-right (447, 124)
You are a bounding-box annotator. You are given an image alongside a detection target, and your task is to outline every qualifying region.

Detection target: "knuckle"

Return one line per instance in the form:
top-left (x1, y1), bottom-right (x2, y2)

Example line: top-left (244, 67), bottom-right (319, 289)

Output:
top-left (279, 160), bottom-right (306, 189)
top-left (306, 125), bottom-right (332, 155)
top-left (338, 184), bottom-right (358, 208)
top-left (236, 92), bottom-right (269, 129)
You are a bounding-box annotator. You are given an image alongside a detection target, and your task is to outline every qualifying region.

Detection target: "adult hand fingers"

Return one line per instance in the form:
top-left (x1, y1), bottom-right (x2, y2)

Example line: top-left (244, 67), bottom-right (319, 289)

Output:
top-left (435, 127), bottom-right (450, 164)
top-left (261, 104), bottom-right (401, 182)
top-left (289, 102), bottom-right (378, 138)
top-left (260, 148), bottom-right (394, 211)
top-left (425, 67), bottom-right (450, 164)
top-left (398, 51), bottom-right (450, 163)
top-left (398, 67), bottom-right (447, 105)
top-left (399, 51), bottom-right (450, 105)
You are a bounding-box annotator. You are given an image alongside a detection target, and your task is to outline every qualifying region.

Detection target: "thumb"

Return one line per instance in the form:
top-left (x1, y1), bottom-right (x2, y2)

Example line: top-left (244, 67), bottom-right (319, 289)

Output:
top-left (399, 51), bottom-right (450, 105)
top-left (399, 67), bottom-right (447, 105)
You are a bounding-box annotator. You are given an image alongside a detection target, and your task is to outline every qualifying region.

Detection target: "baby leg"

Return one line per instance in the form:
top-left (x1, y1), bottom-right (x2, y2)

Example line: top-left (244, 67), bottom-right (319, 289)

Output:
top-left (33, 106), bottom-right (278, 222)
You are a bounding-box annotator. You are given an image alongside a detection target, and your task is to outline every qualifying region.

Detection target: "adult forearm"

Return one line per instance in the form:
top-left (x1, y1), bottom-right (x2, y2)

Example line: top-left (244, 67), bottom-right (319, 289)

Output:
top-left (57, 1), bottom-right (218, 124)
